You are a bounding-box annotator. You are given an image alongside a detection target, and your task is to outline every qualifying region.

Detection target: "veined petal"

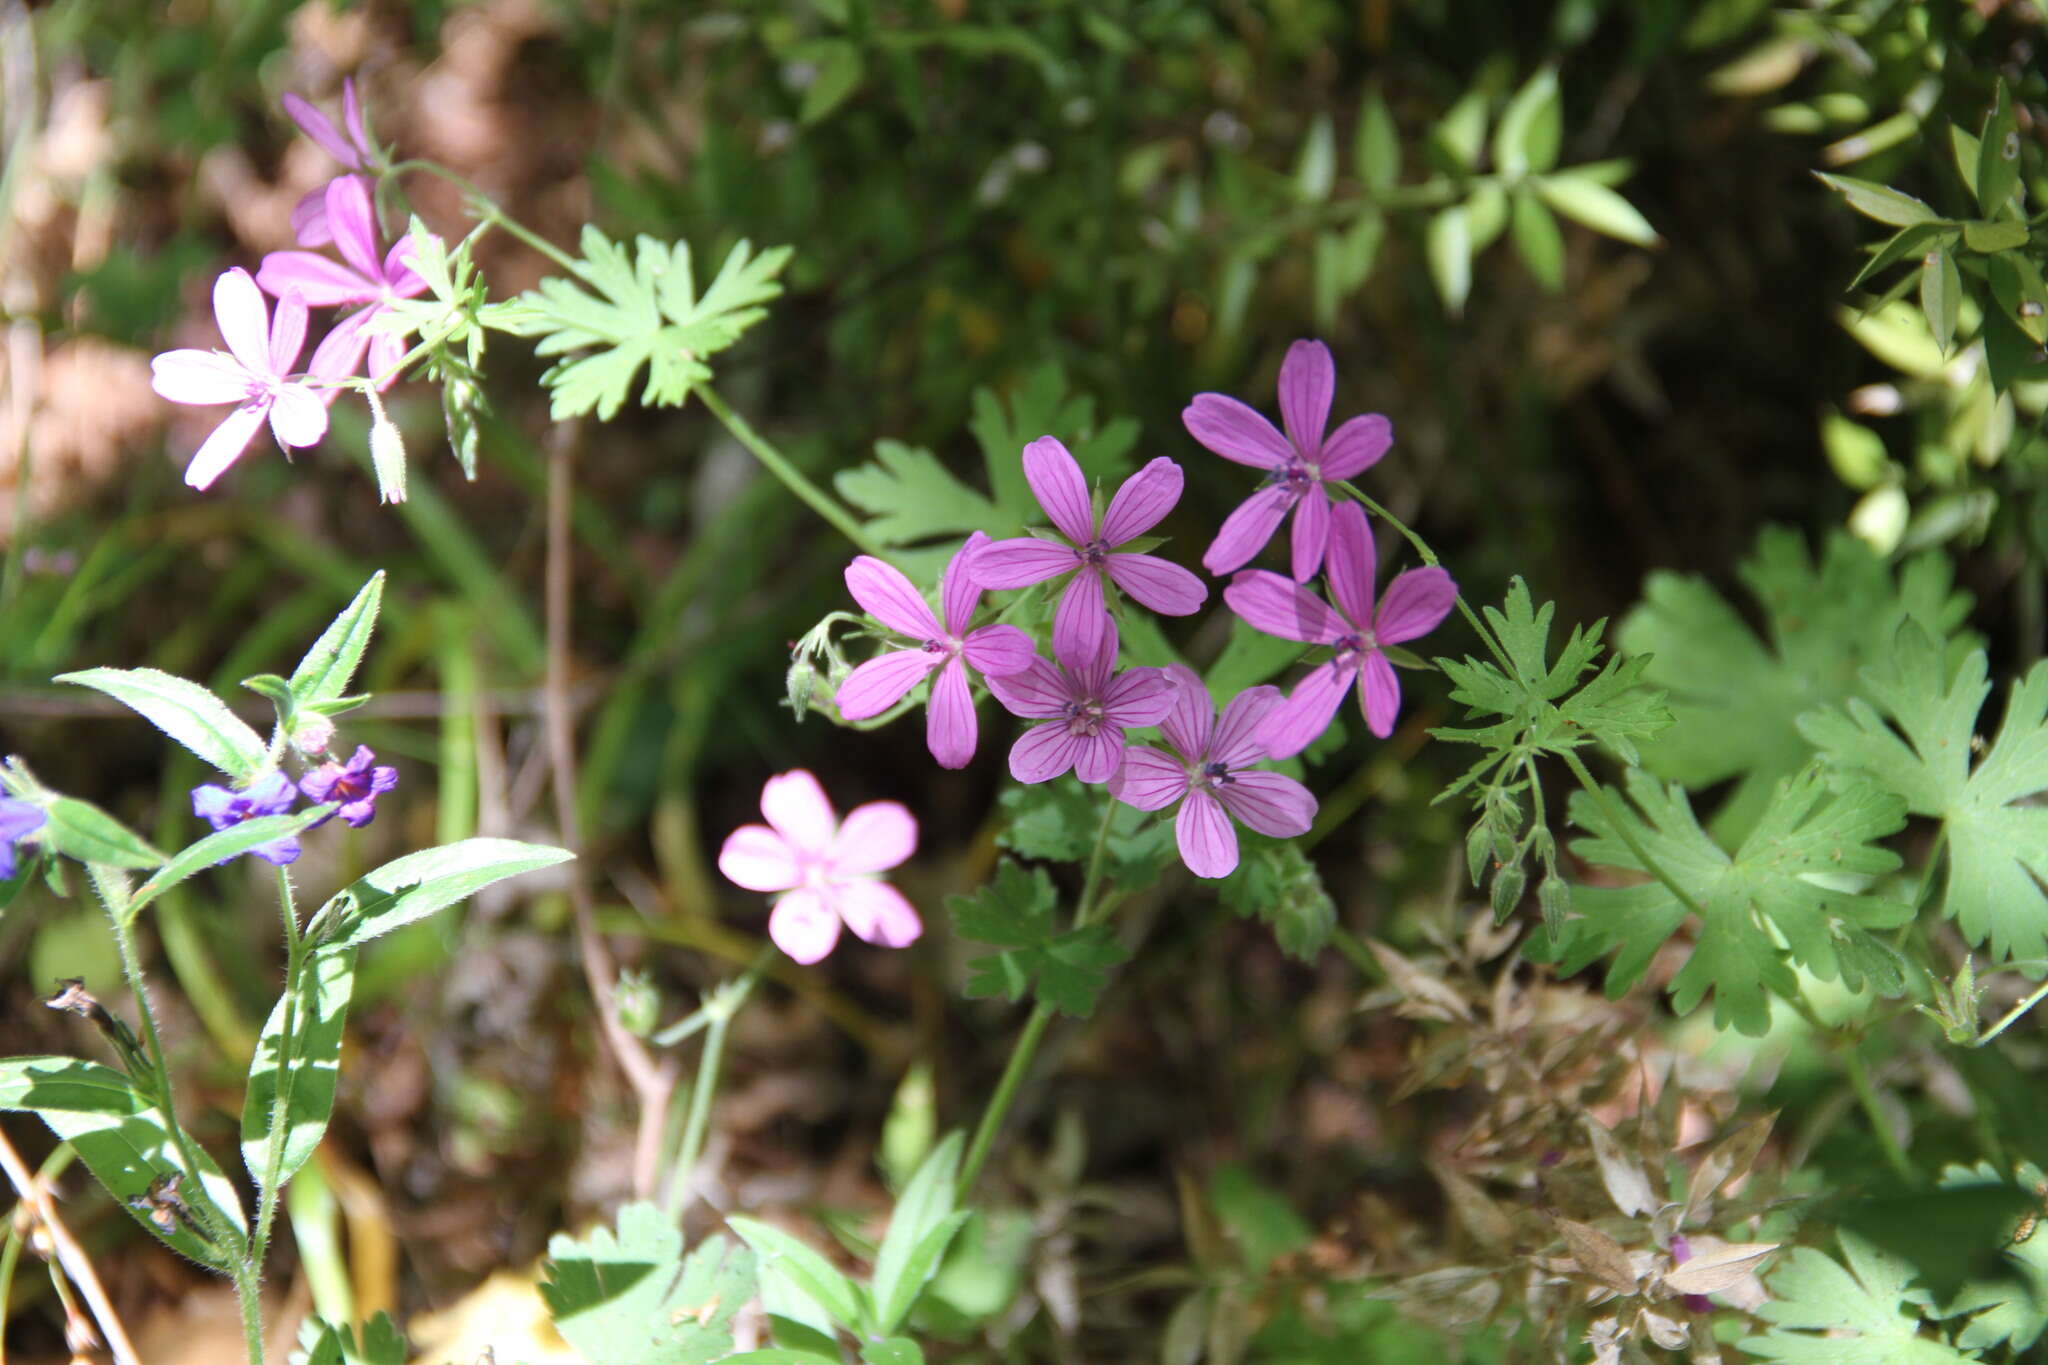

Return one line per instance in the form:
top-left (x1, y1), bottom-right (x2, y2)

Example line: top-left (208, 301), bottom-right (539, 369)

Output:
top-left (151, 349), bottom-right (253, 406)
top-left (1109, 744), bottom-right (1189, 810)
top-left (962, 624), bottom-right (1035, 677)
top-left (925, 657), bottom-right (977, 769)
top-left (291, 186), bottom-right (333, 247)
top-left (987, 657), bottom-right (1073, 719)
top-left (1106, 553), bottom-right (1207, 616)
top-left (1258, 658), bottom-right (1357, 759)
top-left (1359, 648), bottom-right (1403, 738)
top-left (1323, 501), bottom-right (1378, 623)
top-left (1021, 436), bottom-right (1096, 543)
top-left (271, 294), bottom-right (310, 381)
top-left (325, 175), bottom-right (384, 282)
top-left (1176, 788), bottom-right (1239, 878)
top-left (307, 309), bottom-right (374, 392)
top-left (1072, 728), bottom-right (1127, 784)
top-left (283, 92), bottom-right (361, 166)
top-left (1102, 666), bottom-right (1173, 728)
top-left (835, 649), bottom-right (937, 720)
top-left (1052, 569), bottom-right (1110, 668)
top-left (1374, 566), bottom-right (1458, 644)
top-left (768, 888), bottom-right (841, 964)
top-left (1157, 663), bottom-right (1213, 760)
top-left (1100, 456), bottom-right (1183, 545)
top-left (1182, 393), bottom-right (1291, 468)
top-left (1288, 491), bottom-right (1331, 583)
top-left (213, 269), bottom-right (273, 375)
top-left (969, 538), bottom-right (1077, 589)
top-left (383, 236), bottom-right (428, 296)
top-left (1217, 770), bottom-right (1316, 838)
top-left (1319, 412), bottom-right (1392, 480)
top-left (940, 531), bottom-right (991, 635)
top-left (845, 555), bottom-right (941, 639)
top-left (719, 824), bottom-right (802, 891)
top-left (1223, 570), bottom-right (1346, 644)
top-left (832, 801), bottom-right (918, 874)
top-left (267, 383), bottom-right (328, 449)
top-left (1278, 339), bottom-right (1335, 455)
top-left (367, 324), bottom-right (408, 391)
top-left (833, 879), bottom-right (922, 949)
top-left (1211, 684), bottom-right (1284, 767)
top-left (1202, 484), bottom-right (1294, 576)
top-left (341, 77), bottom-right (370, 158)
top-left (183, 403), bottom-right (268, 490)
top-left (761, 770), bottom-right (837, 855)
top-left (1008, 722), bottom-right (1081, 783)
top-left (256, 251), bottom-right (376, 308)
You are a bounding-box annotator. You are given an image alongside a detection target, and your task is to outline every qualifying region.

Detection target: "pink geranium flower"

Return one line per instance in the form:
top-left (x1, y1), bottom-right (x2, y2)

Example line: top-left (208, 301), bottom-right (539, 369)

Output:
top-left (149, 268), bottom-right (328, 490)
top-left (1109, 666), bottom-right (1317, 878)
top-left (283, 78), bottom-right (379, 247)
top-left (257, 176), bottom-right (427, 391)
top-left (971, 439), bottom-right (1207, 662)
top-left (835, 533), bottom-right (1036, 768)
top-left (1186, 339), bottom-right (1394, 581)
top-left (986, 619), bottom-right (1172, 784)
top-left (717, 770), bottom-right (922, 964)
top-left (1223, 501), bottom-right (1456, 755)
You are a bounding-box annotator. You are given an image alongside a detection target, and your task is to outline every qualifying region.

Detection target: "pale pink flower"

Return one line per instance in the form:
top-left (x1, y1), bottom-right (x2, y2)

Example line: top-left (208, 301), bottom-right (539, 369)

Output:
top-left (149, 268), bottom-right (327, 490)
top-left (283, 78), bottom-right (378, 246)
top-left (835, 533), bottom-right (1036, 769)
top-left (986, 618), bottom-right (1172, 784)
top-left (1110, 666), bottom-right (1317, 878)
top-left (1223, 501), bottom-right (1455, 754)
top-left (718, 771), bottom-right (922, 964)
top-left (1187, 339), bottom-right (1393, 581)
top-left (256, 176), bottom-right (427, 391)
top-left (971, 438), bottom-right (1207, 662)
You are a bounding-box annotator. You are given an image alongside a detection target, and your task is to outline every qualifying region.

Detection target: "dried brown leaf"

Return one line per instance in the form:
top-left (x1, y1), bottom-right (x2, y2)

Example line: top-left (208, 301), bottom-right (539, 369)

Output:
top-left (1368, 939), bottom-right (1473, 1021)
top-left (1582, 1114), bottom-right (1657, 1217)
top-left (1553, 1217), bottom-right (1639, 1294)
top-left (1662, 1239), bottom-right (1776, 1296)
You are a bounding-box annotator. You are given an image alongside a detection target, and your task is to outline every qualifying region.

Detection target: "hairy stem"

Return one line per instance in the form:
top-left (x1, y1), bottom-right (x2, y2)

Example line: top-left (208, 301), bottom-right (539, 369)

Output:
top-left (698, 385), bottom-right (886, 558)
top-left (250, 866), bottom-right (305, 1266)
top-left (663, 945), bottom-right (775, 1219)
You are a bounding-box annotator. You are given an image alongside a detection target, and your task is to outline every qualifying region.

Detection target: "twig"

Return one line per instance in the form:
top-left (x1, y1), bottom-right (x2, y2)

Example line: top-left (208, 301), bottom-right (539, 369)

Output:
top-left (0, 1124), bottom-right (141, 1365)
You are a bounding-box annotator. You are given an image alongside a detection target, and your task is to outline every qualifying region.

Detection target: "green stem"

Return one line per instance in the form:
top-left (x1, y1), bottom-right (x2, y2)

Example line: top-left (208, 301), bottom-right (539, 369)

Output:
top-left (386, 159), bottom-right (579, 271)
top-left (1977, 977), bottom-right (2048, 1047)
top-left (231, 1258), bottom-right (267, 1365)
top-left (698, 386), bottom-right (886, 558)
top-left (1844, 1044), bottom-right (1916, 1186)
top-left (663, 945), bottom-right (774, 1218)
top-left (251, 867), bottom-right (305, 1266)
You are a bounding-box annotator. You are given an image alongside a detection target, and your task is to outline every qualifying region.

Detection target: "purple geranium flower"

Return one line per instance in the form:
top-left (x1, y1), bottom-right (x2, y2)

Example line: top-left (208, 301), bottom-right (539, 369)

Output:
top-left (150, 269), bottom-right (329, 490)
top-left (971, 438), bottom-right (1208, 662)
top-left (1109, 666), bottom-right (1317, 879)
top-left (0, 798), bottom-right (47, 880)
top-left (283, 78), bottom-right (379, 247)
top-left (835, 533), bottom-right (1036, 769)
top-left (257, 176), bottom-right (428, 392)
top-left (299, 745), bottom-right (399, 827)
top-left (1224, 501), bottom-right (1456, 755)
top-left (191, 770), bottom-right (302, 866)
top-left (1187, 339), bottom-right (1394, 581)
top-left (986, 619), bottom-right (1172, 784)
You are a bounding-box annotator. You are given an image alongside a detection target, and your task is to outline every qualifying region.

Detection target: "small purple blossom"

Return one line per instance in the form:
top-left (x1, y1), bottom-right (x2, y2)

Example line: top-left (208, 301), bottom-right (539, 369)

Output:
top-left (283, 78), bottom-right (379, 247)
top-left (257, 176), bottom-right (428, 392)
top-left (191, 771), bottom-right (302, 866)
top-left (835, 533), bottom-right (1036, 768)
top-left (1108, 666), bottom-right (1316, 878)
top-left (299, 745), bottom-right (399, 828)
top-left (971, 438), bottom-right (1208, 663)
top-left (0, 798), bottom-right (47, 880)
top-left (986, 619), bottom-right (1172, 784)
top-left (1187, 339), bottom-right (1394, 581)
top-left (1224, 501), bottom-right (1456, 755)
top-left (150, 269), bottom-right (329, 490)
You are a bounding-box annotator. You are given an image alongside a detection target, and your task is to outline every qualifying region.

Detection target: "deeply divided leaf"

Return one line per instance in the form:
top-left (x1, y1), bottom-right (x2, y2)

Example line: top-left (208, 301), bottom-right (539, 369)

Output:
top-left (542, 1202), bottom-right (756, 1365)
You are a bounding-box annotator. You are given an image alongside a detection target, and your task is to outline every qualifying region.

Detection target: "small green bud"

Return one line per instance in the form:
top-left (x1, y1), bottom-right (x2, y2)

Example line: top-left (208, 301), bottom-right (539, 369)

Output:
top-left (613, 969), bottom-right (661, 1038)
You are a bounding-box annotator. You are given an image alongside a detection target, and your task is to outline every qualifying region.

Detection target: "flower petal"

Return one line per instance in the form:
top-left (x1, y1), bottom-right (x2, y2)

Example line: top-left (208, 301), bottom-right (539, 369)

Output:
top-left (183, 403), bottom-right (269, 490)
top-left (1359, 648), bottom-right (1403, 738)
top-left (969, 538), bottom-right (1077, 590)
top-left (1106, 553), bottom-right (1207, 617)
top-left (986, 657), bottom-right (1073, 720)
top-left (151, 349), bottom-right (252, 406)
top-left (256, 250), bottom-right (376, 308)
top-left (832, 801), bottom-right (918, 874)
top-left (1100, 456), bottom-right (1183, 545)
top-left (1021, 436), bottom-right (1096, 543)
top-left (1319, 412), bottom-right (1392, 480)
top-left (1278, 338), bottom-right (1335, 455)
top-left (845, 555), bottom-right (941, 639)
top-left (1008, 721), bottom-right (1082, 783)
top-left (367, 324), bottom-right (408, 391)
top-left (1176, 788), bottom-right (1239, 878)
top-left (1374, 566), bottom-right (1458, 645)
top-left (1052, 568), bottom-right (1110, 667)
top-left (306, 309), bottom-right (375, 393)
top-left (1155, 663), bottom-right (1212, 759)
top-left (325, 175), bottom-right (384, 282)
top-left (1322, 501), bottom-right (1377, 624)
top-left (769, 888), bottom-right (842, 964)
top-left (940, 531), bottom-right (991, 636)
top-left (833, 879), bottom-right (923, 949)
top-left (1182, 393), bottom-right (1291, 469)
top-left (718, 824), bottom-right (802, 892)
top-left (761, 770), bottom-right (837, 855)
top-left (341, 77), bottom-right (370, 158)
top-left (1109, 744), bottom-right (1189, 811)
top-left (1073, 729), bottom-right (1128, 784)
top-left (1211, 684), bottom-right (1284, 767)
top-left (283, 92), bottom-right (361, 166)
top-left (1216, 770), bottom-right (1317, 838)
top-left (925, 656), bottom-right (977, 769)
top-left (291, 186), bottom-right (333, 247)
top-left (1102, 666), bottom-right (1173, 728)
top-left (383, 236), bottom-right (427, 296)
top-left (213, 268), bottom-right (273, 375)
top-left (1202, 484), bottom-right (1294, 576)
top-left (962, 624), bottom-right (1035, 678)
top-left (1288, 490), bottom-right (1331, 583)
top-left (835, 649), bottom-right (938, 720)
top-left (1258, 658), bottom-right (1358, 759)
top-left (1223, 570), bottom-right (1345, 645)
top-left (267, 384), bottom-right (328, 449)
top-left (269, 290), bottom-right (309, 375)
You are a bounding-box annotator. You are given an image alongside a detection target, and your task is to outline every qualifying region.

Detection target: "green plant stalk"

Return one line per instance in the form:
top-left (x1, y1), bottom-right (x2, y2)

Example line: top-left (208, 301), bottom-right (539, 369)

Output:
top-left (230, 1257), bottom-right (266, 1365)
top-left (663, 945), bottom-right (776, 1219)
top-left (251, 867), bottom-right (307, 1266)
top-left (697, 385), bottom-right (887, 558)
top-left (1977, 977), bottom-right (2048, 1047)
top-left (386, 159), bottom-right (580, 273)
top-left (1844, 1044), bottom-right (1917, 1185)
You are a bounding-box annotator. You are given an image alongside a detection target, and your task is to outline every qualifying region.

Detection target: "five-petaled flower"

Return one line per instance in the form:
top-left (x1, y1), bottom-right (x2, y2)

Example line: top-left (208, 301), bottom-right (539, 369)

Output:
top-left (1109, 666), bottom-right (1317, 878)
top-left (283, 78), bottom-right (379, 247)
top-left (971, 438), bottom-right (1207, 663)
top-left (1187, 339), bottom-right (1393, 581)
top-left (299, 745), bottom-right (399, 827)
top-left (150, 268), bottom-right (328, 490)
top-left (986, 619), bottom-right (1172, 784)
top-left (258, 177), bottom-right (428, 392)
top-left (0, 798), bottom-right (47, 880)
top-left (835, 533), bottom-right (1036, 768)
top-left (718, 770), bottom-right (922, 964)
top-left (191, 771), bottom-right (302, 866)
top-left (1225, 501), bottom-right (1456, 754)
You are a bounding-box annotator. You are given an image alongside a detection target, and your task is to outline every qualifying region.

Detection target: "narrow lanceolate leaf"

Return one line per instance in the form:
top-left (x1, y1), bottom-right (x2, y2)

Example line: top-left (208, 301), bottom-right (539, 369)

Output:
top-left (1534, 174), bottom-right (1660, 247)
top-left (1921, 249), bottom-right (1961, 354)
top-left (1815, 172), bottom-right (1939, 227)
top-left (316, 839), bottom-right (573, 948)
top-left (1426, 204), bottom-right (1473, 315)
top-left (1493, 67), bottom-right (1561, 179)
top-left (726, 1216), bottom-right (867, 1331)
top-left (291, 572), bottom-right (386, 707)
top-left (1976, 80), bottom-right (2021, 217)
top-left (57, 667), bottom-right (268, 781)
top-left (241, 942), bottom-right (357, 1197)
top-left (1354, 89), bottom-right (1399, 190)
top-left (1511, 190), bottom-right (1566, 291)
top-left (42, 797), bottom-right (163, 869)
top-left (126, 806), bottom-right (336, 921)
top-left (871, 1132), bottom-right (966, 1332)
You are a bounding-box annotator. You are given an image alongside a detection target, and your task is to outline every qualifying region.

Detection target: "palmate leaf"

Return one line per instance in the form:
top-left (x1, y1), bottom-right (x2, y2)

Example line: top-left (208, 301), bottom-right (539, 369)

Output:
top-left (1800, 624), bottom-right (2048, 963)
top-left (946, 858), bottom-right (1129, 1018)
top-left (543, 1203), bottom-right (756, 1365)
top-left (1739, 1232), bottom-right (1973, 1365)
top-left (1534, 765), bottom-right (1912, 1036)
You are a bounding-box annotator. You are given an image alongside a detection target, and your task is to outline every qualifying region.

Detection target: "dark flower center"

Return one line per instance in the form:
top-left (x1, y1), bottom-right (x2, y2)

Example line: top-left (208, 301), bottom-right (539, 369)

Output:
top-left (1198, 760), bottom-right (1234, 789)
top-left (1062, 698), bottom-right (1107, 735)
top-left (1079, 539), bottom-right (1111, 566)
top-left (1266, 459), bottom-right (1318, 494)
top-left (1334, 630), bottom-right (1376, 660)
top-left (329, 768), bottom-right (374, 802)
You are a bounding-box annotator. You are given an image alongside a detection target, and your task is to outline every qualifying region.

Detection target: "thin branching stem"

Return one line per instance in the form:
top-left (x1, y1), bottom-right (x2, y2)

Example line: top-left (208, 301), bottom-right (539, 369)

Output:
top-left (664, 944), bottom-right (776, 1219)
top-left (698, 385), bottom-right (887, 558)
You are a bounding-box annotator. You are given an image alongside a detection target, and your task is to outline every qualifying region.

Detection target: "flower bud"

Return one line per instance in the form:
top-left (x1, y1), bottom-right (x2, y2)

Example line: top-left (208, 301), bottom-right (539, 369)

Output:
top-left (613, 969), bottom-right (661, 1038)
top-left (367, 390), bottom-right (409, 505)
